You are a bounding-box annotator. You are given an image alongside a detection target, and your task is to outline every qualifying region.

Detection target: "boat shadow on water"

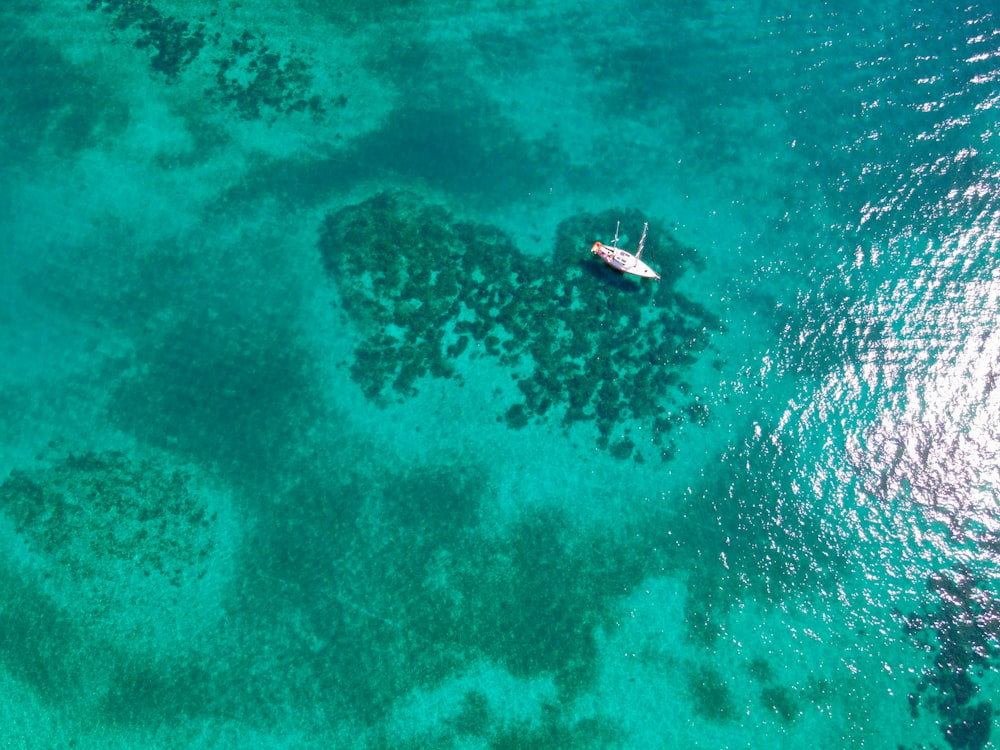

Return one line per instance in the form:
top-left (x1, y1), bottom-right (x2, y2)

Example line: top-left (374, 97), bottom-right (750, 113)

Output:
top-left (578, 258), bottom-right (649, 294)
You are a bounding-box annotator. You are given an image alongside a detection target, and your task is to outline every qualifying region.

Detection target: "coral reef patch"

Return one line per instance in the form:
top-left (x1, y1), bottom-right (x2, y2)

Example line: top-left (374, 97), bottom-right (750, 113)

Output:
top-left (0, 448), bottom-right (216, 586)
top-left (903, 566), bottom-right (997, 750)
top-left (210, 30), bottom-right (332, 121)
top-left (0, 445), bottom-right (232, 655)
top-left (86, 0), bottom-right (208, 80)
top-left (86, 0), bottom-right (338, 120)
top-left (319, 191), bottom-right (722, 459)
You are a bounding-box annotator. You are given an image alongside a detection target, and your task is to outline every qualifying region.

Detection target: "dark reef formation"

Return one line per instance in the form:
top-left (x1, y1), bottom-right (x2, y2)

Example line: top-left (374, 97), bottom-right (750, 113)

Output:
top-left (319, 191), bottom-right (723, 459)
top-left (86, 0), bottom-right (208, 80)
top-left (86, 0), bottom-right (336, 120)
top-left (211, 30), bottom-right (331, 120)
top-left (0, 449), bottom-right (216, 585)
top-left (903, 566), bottom-right (998, 750)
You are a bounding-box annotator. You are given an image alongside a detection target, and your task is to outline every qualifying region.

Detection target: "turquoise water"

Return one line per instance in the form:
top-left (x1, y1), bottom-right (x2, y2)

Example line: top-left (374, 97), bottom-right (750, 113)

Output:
top-left (2, 1), bottom-right (999, 747)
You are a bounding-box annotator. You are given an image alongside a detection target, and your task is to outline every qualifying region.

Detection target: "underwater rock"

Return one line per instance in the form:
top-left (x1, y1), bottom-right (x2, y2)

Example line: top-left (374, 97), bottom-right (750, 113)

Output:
top-left (319, 191), bottom-right (723, 459)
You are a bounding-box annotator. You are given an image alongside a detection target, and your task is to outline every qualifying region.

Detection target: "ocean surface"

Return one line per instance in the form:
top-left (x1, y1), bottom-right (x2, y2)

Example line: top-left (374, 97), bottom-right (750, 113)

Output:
top-left (1, 1), bottom-right (999, 747)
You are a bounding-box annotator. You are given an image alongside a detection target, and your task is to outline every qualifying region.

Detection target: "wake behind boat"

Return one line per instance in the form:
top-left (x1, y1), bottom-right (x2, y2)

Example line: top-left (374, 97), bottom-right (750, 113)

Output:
top-left (590, 221), bottom-right (660, 280)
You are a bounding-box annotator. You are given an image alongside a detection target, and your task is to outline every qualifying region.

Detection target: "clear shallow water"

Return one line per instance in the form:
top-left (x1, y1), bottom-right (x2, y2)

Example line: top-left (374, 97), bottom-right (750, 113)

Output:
top-left (1, 1), bottom-right (999, 748)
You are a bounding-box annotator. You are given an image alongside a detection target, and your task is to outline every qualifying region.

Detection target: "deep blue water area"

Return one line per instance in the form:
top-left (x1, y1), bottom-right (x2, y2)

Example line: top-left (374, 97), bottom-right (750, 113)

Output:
top-left (2, 2), bottom-right (999, 748)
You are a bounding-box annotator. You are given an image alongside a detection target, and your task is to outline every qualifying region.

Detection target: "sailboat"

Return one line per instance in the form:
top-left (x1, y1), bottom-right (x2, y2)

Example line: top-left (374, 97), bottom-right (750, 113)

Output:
top-left (590, 221), bottom-right (661, 280)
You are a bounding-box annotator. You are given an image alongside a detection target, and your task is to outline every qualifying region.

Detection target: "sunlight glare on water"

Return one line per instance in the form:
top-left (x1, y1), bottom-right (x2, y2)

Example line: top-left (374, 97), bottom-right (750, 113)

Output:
top-left (766, 4), bottom-right (1000, 607)
top-left (848, 224), bottom-right (1000, 565)
top-left (777, 232), bottom-right (1000, 598)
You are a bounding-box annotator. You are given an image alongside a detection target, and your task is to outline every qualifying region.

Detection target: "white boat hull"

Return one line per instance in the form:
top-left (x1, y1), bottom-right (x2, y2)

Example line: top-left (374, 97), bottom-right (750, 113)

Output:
top-left (590, 242), bottom-right (661, 279)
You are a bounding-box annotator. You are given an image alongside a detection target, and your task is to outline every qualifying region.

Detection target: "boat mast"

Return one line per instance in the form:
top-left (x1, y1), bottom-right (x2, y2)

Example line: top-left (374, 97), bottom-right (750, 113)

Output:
top-left (612, 221), bottom-right (621, 248)
top-left (636, 222), bottom-right (649, 258)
